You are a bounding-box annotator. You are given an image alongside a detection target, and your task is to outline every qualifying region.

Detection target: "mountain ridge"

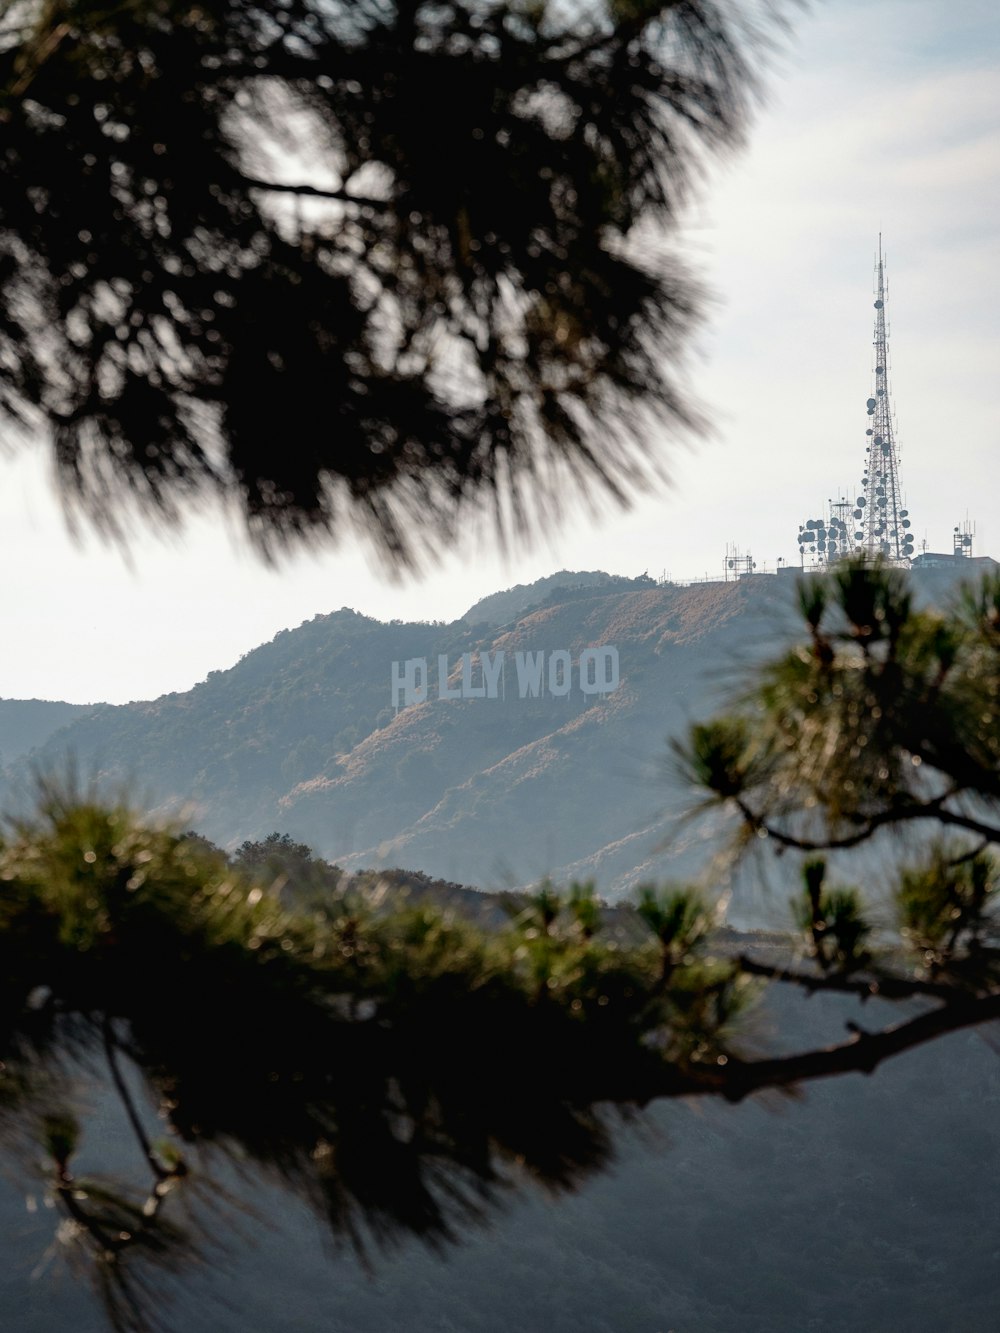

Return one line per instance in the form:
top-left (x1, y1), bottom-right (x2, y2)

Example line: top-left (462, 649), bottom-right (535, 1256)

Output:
top-left (0, 571), bottom-right (797, 902)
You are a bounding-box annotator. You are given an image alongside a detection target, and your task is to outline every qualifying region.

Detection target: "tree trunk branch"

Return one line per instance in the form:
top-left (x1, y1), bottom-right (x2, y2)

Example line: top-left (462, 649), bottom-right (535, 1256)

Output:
top-left (239, 175), bottom-right (389, 210)
top-left (736, 955), bottom-right (958, 1003)
top-left (653, 989), bottom-right (1000, 1104)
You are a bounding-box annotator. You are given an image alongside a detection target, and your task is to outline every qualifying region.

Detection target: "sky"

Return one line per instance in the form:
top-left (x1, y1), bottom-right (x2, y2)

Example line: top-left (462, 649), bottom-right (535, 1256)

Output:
top-left (1, 0), bottom-right (998, 704)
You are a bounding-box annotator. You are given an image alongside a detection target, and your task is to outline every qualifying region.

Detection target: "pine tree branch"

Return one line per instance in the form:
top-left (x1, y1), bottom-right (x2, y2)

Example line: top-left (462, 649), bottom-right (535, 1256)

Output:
top-left (736, 955), bottom-right (959, 1003)
top-left (102, 1017), bottom-right (180, 1185)
top-left (238, 175), bottom-right (390, 210)
top-left (736, 797), bottom-right (1000, 854)
top-left (651, 989), bottom-right (1000, 1104)
top-left (946, 839), bottom-right (990, 867)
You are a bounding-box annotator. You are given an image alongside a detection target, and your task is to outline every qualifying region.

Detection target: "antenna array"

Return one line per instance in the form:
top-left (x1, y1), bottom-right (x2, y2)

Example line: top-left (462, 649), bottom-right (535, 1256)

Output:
top-left (794, 240), bottom-right (915, 568)
top-left (855, 237), bottom-right (913, 563)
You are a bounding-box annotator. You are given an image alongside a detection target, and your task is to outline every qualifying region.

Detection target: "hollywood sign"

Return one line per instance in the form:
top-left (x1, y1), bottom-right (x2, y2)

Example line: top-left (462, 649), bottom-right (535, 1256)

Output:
top-left (391, 646), bottom-right (620, 708)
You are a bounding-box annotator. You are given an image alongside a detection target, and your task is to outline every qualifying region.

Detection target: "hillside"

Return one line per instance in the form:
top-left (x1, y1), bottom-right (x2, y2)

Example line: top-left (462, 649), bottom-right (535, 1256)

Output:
top-left (0, 698), bottom-right (91, 765)
top-left (4, 562), bottom-right (982, 905)
top-left (0, 574), bottom-right (799, 904)
top-left (283, 577), bottom-right (792, 895)
top-left (460, 569), bottom-right (655, 626)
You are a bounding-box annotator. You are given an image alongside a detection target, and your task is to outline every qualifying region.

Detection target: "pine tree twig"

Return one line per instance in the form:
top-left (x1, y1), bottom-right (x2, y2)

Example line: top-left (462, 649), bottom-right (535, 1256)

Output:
top-left (653, 989), bottom-right (1000, 1104)
top-left (736, 797), bottom-right (1000, 854)
top-left (736, 955), bottom-right (958, 1003)
top-left (238, 175), bottom-right (390, 210)
top-left (102, 1017), bottom-right (181, 1185)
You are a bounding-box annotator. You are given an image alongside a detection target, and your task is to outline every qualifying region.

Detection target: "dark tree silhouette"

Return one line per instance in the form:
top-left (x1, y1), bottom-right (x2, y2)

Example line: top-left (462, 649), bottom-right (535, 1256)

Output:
top-left (0, 0), bottom-right (782, 561)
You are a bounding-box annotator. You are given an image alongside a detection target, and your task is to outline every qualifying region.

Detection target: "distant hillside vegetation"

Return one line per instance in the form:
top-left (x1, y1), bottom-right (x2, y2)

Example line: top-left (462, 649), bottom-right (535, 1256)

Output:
top-left (0, 562), bottom-right (987, 914)
top-left (461, 569), bottom-right (655, 626)
top-left (0, 572), bottom-right (797, 909)
top-left (0, 698), bottom-right (92, 765)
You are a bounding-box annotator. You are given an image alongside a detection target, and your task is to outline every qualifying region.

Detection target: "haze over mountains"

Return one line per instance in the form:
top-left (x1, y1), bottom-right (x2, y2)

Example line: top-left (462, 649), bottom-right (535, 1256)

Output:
top-left (0, 563), bottom-right (980, 911)
top-left (0, 698), bottom-right (90, 766)
top-left (0, 571), bottom-right (798, 900)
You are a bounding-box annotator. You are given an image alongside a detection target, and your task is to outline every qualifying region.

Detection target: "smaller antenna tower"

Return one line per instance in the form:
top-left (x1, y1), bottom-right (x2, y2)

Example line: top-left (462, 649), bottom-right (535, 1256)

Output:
top-left (953, 519), bottom-right (975, 558)
top-left (723, 544), bottom-right (756, 581)
top-left (794, 495), bottom-right (852, 568)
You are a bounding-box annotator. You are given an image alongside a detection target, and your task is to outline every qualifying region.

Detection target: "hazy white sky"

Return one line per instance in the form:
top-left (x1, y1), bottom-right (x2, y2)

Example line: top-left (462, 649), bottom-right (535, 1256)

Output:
top-left (1, 0), bottom-right (997, 704)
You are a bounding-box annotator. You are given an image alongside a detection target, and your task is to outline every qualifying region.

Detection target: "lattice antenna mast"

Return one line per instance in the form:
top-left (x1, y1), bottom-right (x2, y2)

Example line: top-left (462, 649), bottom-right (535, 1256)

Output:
top-left (855, 236), bottom-right (913, 562)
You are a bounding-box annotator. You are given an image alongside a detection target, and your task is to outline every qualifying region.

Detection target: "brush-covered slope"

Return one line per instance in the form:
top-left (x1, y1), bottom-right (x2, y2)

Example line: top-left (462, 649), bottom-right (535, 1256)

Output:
top-left (282, 577), bottom-right (791, 891)
top-left (0, 698), bottom-right (91, 764)
top-left (0, 574), bottom-right (795, 896)
top-left (461, 569), bottom-right (651, 626)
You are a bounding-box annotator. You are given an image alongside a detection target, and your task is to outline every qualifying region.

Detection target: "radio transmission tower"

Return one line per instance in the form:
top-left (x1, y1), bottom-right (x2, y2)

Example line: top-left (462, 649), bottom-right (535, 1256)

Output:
top-left (852, 237), bottom-right (914, 563)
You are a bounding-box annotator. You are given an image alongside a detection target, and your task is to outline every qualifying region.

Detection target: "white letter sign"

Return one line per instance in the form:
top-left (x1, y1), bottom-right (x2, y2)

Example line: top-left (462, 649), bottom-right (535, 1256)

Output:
top-left (579, 646), bottom-right (620, 695)
top-left (390, 646), bottom-right (620, 708)
top-left (514, 651), bottom-right (545, 698)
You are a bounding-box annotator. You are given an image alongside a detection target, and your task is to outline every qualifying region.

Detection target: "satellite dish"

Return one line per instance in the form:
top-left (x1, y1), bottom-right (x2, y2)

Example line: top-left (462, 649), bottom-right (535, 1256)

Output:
top-left (853, 509), bottom-right (863, 519)
top-left (877, 387), bottom-right (885, 396)
top-left (855, 531), bottom-right (864, 540)
top-left (857, 497), bottom-right (865, 507)
top-left (728, 559), bottom-right (734, 568)
top-left (875, 299), bottom-right (884, 309)
top-left (867, 398), bottom-right (877, 409)
top-left (902, 519), bottom-right (911, 528)
top-left (876, 365), bottom-right (884, 374)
